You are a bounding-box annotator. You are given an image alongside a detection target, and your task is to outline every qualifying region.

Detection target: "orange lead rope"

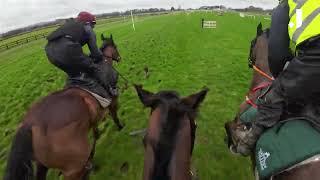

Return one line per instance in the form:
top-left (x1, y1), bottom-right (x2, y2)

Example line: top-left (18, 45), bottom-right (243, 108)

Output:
top-left (245, 65), bottom-right (274, 109)
top-left (253, 65), bottom-right (275, 81)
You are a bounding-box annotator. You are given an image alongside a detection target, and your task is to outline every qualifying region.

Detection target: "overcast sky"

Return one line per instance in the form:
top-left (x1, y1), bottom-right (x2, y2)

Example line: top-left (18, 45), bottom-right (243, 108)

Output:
top-left (0, 0), bottom-right (278, 33)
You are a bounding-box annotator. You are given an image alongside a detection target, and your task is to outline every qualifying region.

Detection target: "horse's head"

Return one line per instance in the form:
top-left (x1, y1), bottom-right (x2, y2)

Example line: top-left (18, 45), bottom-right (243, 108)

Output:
top-left (135, 85), bottom-right (208, 180)
top-left (100, 34), bottom-right (121, 62)
top-left (225, 23), bottom-right (271, 156)
top-left (248, 23), bottom-right (270, 71)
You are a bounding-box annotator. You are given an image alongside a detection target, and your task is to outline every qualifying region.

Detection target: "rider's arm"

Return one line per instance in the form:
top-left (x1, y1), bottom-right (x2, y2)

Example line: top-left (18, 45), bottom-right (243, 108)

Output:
top-left (109, 70), bottom-right (119, 96)
top-left (84, 24), bottom-right (104, 63)
top-left (268, 1), bottom-right (293, 78)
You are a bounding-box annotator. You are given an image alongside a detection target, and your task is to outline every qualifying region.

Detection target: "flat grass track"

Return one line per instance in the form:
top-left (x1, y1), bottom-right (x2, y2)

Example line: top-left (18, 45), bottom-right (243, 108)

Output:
top-left (0, 12), bottom-right (270, 179)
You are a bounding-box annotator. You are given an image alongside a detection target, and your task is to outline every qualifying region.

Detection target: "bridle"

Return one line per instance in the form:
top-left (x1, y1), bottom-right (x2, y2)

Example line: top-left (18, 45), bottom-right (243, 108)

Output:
top-left (104, 55), bottom-right (116, 61)
top-left (245, 82), bottom-right (272, 109)
top-left (102, 47), bottom-right (120, 62)
top-left (248, 33), bottom-right (274, 82)
top-left (245, 32), bottom-right (274, 109)
top-left (101, 43), bottom-right (130, 87)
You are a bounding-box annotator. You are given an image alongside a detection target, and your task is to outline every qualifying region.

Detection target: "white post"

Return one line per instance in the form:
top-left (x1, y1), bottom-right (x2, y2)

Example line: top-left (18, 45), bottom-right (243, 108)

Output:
top-left (131, 10), bottom-right (136, 31)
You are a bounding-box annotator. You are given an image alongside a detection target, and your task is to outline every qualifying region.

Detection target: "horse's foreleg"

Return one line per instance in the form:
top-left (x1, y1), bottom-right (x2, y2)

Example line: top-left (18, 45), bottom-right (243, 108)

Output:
top-left (81, 163), bottom-right (93, 180)
top-left (63, 167), bottom-right (88, 180)
top-left (109, 97), bottom-right (124, 130)
top-left (64, 171), bottom-right (83, 180)
top-left (36, 162), bottom-right (48, 180)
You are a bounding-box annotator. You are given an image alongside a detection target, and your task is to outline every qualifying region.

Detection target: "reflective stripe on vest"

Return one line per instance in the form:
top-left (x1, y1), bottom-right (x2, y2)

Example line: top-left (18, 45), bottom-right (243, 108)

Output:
top-left (288, 0), bottom-right (320, 47)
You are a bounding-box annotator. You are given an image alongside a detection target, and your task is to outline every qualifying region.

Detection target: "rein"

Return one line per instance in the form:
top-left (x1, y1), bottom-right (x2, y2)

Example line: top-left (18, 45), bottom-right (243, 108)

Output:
top-left (245, 61), bottom-right (274, 108)
top-left (112, 67), bottom-right (130, 85)
top-left (103, 56), bottom-right (131, 88)
top-left (105, 55), bottom-right (118, 62)
top-left (245, 82), bottom-right (272, 109)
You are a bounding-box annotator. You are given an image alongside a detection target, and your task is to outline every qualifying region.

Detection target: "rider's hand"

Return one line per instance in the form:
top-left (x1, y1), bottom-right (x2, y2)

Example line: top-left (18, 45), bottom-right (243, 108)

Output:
top-left (109, 87), bottom-right (118, 97)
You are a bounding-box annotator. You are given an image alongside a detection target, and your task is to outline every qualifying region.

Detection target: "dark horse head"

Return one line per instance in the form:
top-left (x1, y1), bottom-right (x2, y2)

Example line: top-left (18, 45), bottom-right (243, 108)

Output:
top-left (100, 34), bottom-right (121, 62)
top-left (225, 23), bottom-right (272, 156)
top-left (135, 85), bottom-right (208, 180)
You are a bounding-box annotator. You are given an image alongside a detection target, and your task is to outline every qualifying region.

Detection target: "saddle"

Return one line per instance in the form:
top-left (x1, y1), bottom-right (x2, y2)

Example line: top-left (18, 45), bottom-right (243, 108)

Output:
top-left (65, 73), bottom-right (112, 108)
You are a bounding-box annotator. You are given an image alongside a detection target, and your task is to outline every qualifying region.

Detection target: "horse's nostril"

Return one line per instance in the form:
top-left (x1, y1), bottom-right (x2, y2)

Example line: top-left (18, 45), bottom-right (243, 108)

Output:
top-left (229, 145), bottom-right (238, 155)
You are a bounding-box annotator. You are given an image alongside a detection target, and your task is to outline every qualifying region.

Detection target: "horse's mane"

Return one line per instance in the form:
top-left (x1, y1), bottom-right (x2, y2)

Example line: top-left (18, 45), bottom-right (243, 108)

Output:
top-left (151, 91), bottom-right (196, 179)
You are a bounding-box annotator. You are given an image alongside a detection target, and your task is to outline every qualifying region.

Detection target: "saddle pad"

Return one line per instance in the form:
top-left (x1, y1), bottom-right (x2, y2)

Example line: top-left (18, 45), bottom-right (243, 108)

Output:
top-left (256, 120), bottom-right (320, 179)
top-left (81, 88), bottom-right (111, 108)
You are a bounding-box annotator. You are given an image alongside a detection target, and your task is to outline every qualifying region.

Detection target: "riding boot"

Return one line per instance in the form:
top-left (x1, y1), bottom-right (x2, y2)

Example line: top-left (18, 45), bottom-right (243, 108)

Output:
top-left (234, 124), bottom-right (264, 156)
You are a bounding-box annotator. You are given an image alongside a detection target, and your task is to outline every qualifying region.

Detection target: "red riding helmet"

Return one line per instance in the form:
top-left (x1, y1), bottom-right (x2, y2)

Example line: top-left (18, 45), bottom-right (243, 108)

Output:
top-left (77, 11), bottom-right (96, 25)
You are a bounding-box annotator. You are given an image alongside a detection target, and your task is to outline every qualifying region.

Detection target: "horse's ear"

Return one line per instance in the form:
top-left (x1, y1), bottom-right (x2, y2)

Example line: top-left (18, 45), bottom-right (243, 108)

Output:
top-left (182, 88), bottom-right (209, 110)
top-left (257, 23), bottom-right (263, 36)
top-left (110, 34), bottom-right (114, 44)
top-left (101, 34), bottom-right (105, 40)
top-left (134, 84), bottom-right (156, 107)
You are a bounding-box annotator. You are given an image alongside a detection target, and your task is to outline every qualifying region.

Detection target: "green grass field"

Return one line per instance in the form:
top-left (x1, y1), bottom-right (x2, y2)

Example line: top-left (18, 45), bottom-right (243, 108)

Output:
top-left (0, 27), bottom-right (57, 46)
top-left (0, 12), bottom-right (270, 179)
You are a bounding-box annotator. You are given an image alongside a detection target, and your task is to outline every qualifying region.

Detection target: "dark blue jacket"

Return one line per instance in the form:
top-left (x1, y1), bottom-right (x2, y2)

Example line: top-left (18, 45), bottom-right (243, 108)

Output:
top-left (268, 0), bottom-right (294, 77)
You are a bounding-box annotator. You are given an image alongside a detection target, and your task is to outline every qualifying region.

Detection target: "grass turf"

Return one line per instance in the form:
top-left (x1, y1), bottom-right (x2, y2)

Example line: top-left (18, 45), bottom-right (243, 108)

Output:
top-left (0, 11), bottom-right (270, 179)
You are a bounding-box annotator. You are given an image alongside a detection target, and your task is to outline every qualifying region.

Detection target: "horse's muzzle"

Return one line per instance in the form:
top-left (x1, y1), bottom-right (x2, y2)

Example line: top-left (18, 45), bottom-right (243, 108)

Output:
top-left (224, 122), bottom-right (240, 155)
top-left (224, 123), bottom-right (233, 146)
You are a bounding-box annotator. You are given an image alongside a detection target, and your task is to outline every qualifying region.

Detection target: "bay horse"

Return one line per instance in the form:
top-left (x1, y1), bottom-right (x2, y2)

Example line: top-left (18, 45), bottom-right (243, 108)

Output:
top-left (225, 23), bottom-right (320, 179)
top-left (135, 85), bottom-right (208, 180)
top-left (4, 34), bottom-right (123, 180)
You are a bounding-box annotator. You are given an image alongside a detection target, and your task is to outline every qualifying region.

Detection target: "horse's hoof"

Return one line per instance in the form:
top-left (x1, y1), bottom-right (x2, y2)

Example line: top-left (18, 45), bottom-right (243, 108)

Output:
top-left (190, 166), bottom-right (199, 180)
top-left (120, 162), bottom-right (129, 174)
top-left (118, 124), bottom-right (125, 131)
top-left (85, 162), bottom-right (93, 171)
top-left (95, 132), bottom-right (101, 140)
top-left (92, 163), bottom-right (100, 172)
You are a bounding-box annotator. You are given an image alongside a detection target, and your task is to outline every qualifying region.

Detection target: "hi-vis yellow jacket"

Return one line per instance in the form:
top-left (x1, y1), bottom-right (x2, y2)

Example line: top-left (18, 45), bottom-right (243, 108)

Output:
top-left (288, 0), bottom-right (320, 46)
